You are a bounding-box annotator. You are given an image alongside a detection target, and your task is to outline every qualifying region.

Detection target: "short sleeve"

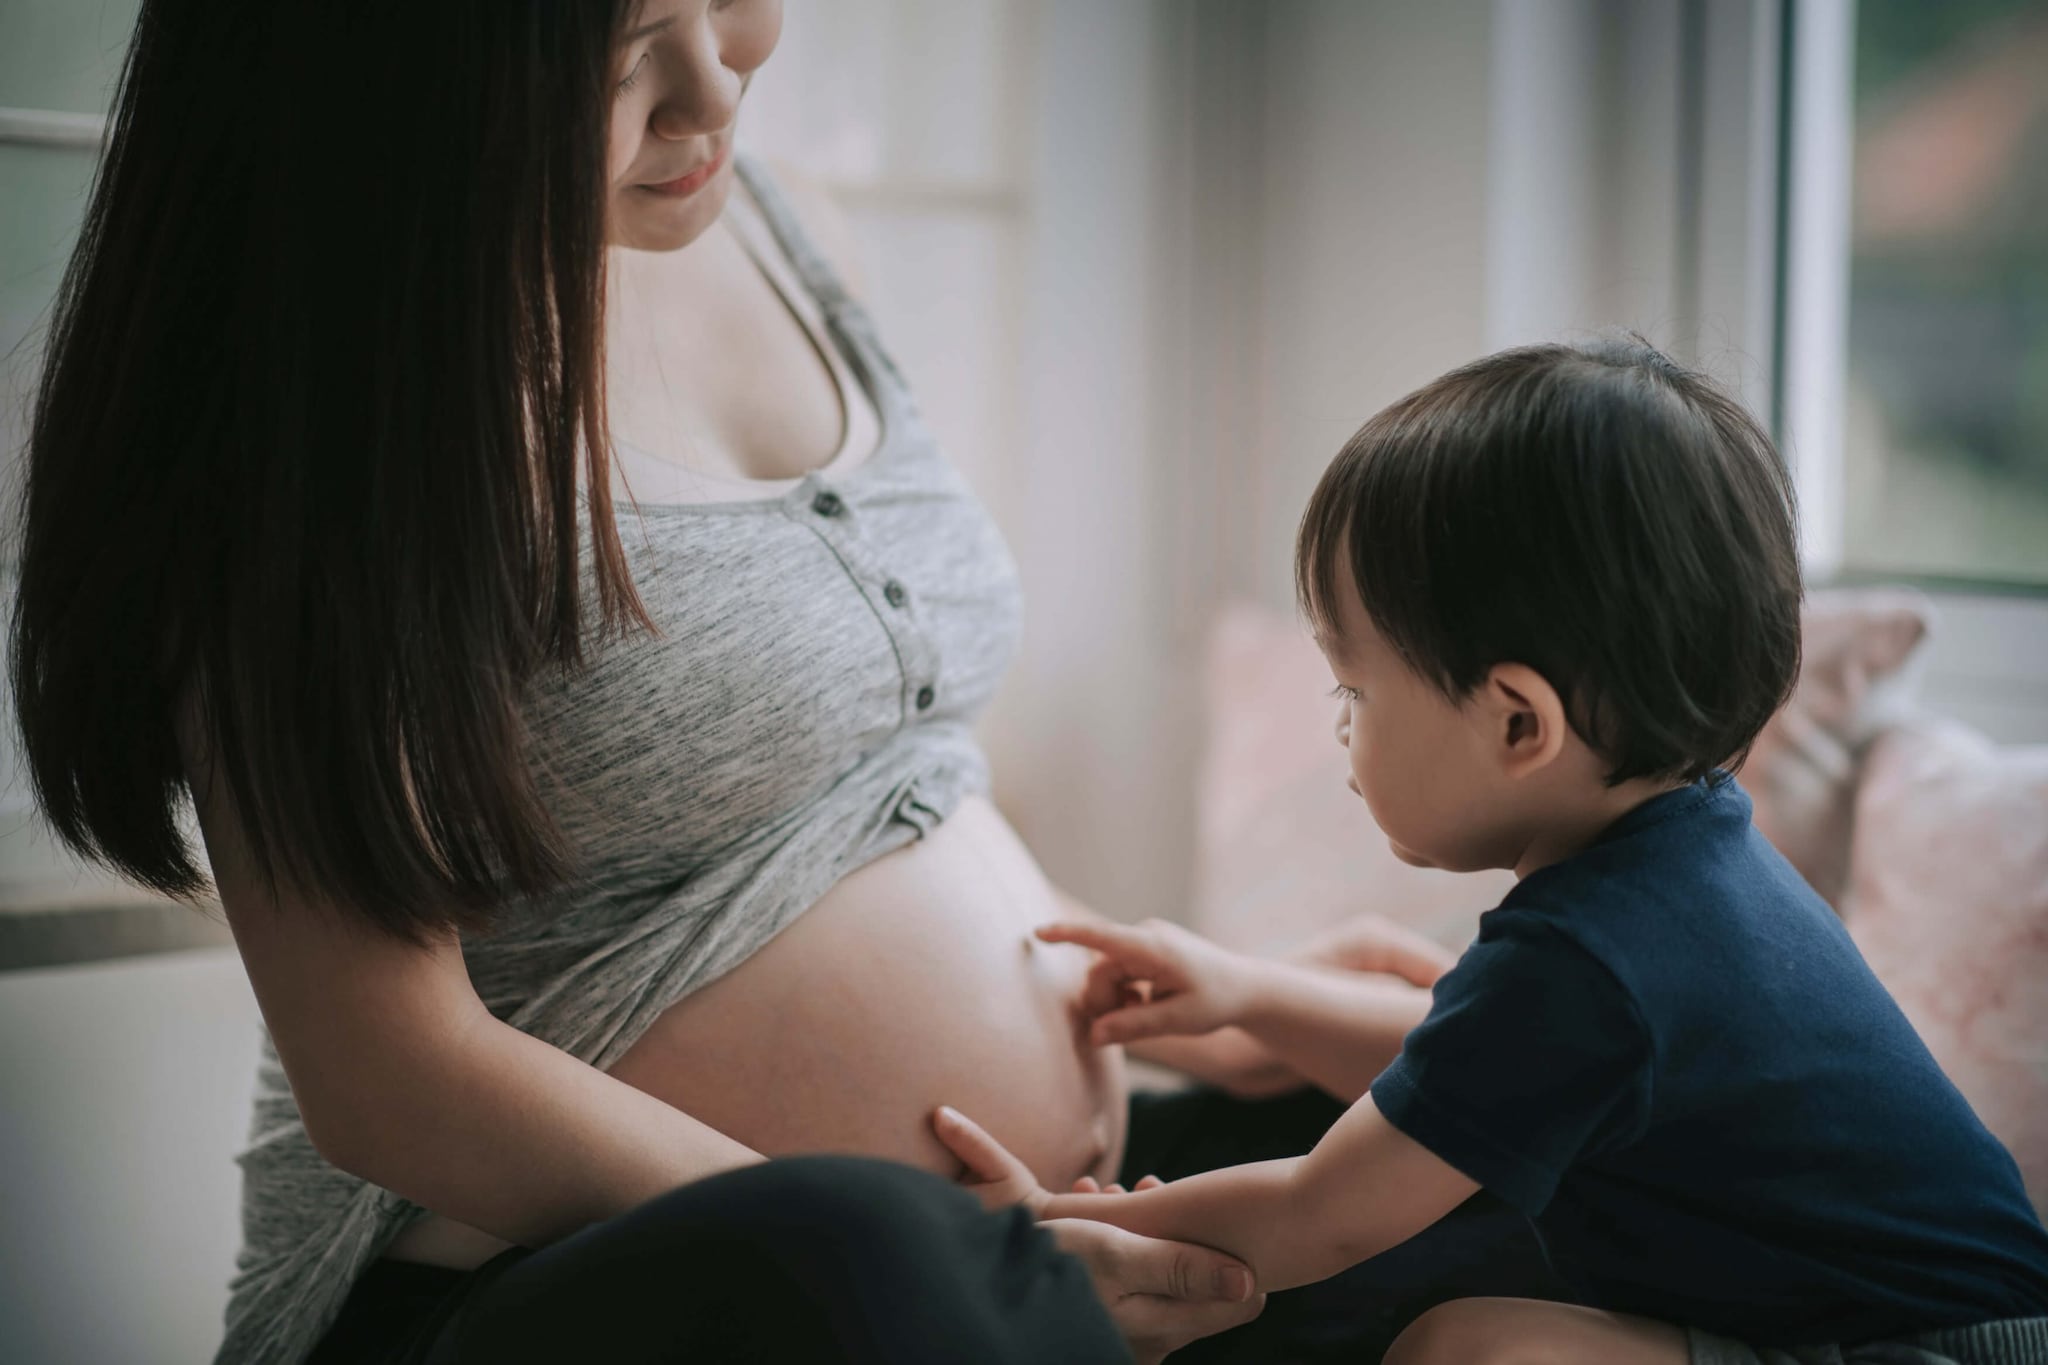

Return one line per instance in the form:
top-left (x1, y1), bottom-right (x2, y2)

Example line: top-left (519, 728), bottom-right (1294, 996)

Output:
top-left (1370, 911), bottom-right (1652, 1215)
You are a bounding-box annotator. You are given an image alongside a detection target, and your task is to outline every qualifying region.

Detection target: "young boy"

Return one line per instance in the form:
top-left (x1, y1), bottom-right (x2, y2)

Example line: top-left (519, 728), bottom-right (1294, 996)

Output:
top-left (934, 340), bottom-right (2048, 1364)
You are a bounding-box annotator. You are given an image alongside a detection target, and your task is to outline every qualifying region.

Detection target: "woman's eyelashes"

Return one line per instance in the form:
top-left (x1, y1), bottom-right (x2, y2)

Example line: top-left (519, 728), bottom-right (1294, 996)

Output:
top-left (616, 51), bottom-right (650, 97)
top-left (1328, 683), bottom-right (1362, 702)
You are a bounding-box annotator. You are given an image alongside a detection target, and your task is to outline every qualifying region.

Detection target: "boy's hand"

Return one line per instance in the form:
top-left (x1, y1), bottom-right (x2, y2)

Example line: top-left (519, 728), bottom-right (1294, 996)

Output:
top-left (1070, 1173), bottom-right (1167, 1195)
top-left (1038, 919), bottom-right (1257, 1046)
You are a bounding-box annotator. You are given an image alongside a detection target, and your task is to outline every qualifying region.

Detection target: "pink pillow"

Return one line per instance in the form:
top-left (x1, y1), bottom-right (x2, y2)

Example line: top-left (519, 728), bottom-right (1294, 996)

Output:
top-left (1188, 603), bottom-right (1511, 956)
top-left (1844, 720), bottom-right (2048, 1217)
top-left (1743, 590), bottom-right (1931, 909)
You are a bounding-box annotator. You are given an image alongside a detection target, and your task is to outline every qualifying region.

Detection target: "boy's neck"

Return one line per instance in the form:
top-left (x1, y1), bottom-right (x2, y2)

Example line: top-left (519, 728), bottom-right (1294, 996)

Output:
top-left (1509, 775), bottom-right (1693, 881)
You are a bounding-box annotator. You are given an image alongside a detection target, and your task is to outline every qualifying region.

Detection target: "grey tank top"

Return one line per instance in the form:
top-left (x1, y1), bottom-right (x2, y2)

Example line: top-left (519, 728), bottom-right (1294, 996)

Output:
top-left (215, 157), bottom-right (1026, 1365)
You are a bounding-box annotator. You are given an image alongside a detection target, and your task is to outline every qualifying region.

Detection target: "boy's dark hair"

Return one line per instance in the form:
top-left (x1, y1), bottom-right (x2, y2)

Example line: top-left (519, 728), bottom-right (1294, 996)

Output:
top-left (1295, 337), bottom-right (1803, 786)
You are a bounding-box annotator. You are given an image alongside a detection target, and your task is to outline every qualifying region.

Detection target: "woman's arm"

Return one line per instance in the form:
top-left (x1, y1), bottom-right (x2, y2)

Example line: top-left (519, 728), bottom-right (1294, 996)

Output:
top-left (941, 1094), bottom-right (1477, 1293)
top-left (203, 759), bottom-right (1265, 1362)
top-left (193, 762), bottom-right (761, 1248)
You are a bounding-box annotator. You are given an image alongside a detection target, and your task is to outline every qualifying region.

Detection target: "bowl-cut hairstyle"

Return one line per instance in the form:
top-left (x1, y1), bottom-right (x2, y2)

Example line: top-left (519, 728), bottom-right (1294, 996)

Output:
top-left (1296, 337), bottom-right (1803, 786)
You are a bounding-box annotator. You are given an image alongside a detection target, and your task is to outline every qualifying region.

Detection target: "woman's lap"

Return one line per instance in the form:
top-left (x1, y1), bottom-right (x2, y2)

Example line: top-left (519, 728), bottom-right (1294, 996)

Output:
top-left (309, 1088), bottom-right (1565, 1365)
top-left (310, 1156), bottom-right (1121, 1365)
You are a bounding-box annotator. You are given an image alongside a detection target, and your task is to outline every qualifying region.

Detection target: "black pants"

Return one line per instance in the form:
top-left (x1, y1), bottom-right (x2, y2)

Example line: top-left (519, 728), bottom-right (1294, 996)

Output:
top-left (309, 1089), bottom-right (1567, 1364)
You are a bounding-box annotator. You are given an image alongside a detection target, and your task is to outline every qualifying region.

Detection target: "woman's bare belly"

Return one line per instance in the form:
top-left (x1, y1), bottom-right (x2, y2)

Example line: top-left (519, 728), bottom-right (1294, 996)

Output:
top-left (387, 797), bottom-right (1128, 1267)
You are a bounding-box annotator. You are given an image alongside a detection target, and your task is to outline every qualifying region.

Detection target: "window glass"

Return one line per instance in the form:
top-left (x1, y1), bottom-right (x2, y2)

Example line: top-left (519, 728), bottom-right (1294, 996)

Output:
top-left (2, 0), bottom-right (142, 537)
top-left (0, 0), bottom-right (140, 114)
top-left (1844, 0), bottom-right (2048, 585)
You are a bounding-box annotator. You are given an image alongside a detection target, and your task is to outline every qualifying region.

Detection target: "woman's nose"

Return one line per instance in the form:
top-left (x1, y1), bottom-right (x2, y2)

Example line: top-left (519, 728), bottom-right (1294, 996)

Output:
top-left (1333, 705), bottom-right (1352, 748)
top-left (649, 33), bottom-right (744, 138)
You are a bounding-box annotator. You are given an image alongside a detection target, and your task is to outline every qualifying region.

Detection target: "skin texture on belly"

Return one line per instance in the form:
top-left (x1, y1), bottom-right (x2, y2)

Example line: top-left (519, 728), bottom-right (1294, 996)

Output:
top-left (389, 797), bottom-right (1127, 1267)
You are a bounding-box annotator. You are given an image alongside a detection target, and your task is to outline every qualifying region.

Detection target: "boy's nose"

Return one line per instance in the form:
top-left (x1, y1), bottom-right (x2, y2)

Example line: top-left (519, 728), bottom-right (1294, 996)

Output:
top-left (1333, 706), bottom-right (1352, 747)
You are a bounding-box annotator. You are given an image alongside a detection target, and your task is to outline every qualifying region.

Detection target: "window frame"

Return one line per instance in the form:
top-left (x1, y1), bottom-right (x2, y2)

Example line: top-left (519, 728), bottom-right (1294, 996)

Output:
top-left (1773, 0), bottom-right (2048, 740)
top-left (1776, 0), bottom-right (2048, 597)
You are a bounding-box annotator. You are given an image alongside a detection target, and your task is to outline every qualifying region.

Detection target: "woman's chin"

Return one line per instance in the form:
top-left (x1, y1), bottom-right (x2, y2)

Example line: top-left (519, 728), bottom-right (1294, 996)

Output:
top-left (608, 175), bottom-right (734, 253)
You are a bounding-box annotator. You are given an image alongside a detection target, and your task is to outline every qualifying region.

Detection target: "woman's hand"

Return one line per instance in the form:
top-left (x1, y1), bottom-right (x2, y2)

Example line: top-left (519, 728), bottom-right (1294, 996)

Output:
top-left (1124, 1027), bottom-right (1309, 1100)
top-left (932, 1106), bottom-right (1261, 1363)
top-left (1038, 919), bottom-right (1258, 1046)
top-left (1043, 1218), bottom-right (1264, 1364)
top-left (934, 1103), bottom-right (1167, 1208)
top-left (934, 1105), bottom-right (1055, 1214)
top-left (1288, 912), bottom-right (1456, 986)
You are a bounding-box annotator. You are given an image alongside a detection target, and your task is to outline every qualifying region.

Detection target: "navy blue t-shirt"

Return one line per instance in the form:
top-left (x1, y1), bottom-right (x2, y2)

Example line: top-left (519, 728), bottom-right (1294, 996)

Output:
top-left (1370, 776), bottom-right (2048, 1345)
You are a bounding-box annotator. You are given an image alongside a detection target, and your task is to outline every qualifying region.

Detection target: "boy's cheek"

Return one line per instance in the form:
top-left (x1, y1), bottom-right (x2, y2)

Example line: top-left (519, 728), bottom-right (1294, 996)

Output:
top-left (1355, 766), bottom-right (1446, 869)
top-left (1386, 839), bottom-right (1438, 869)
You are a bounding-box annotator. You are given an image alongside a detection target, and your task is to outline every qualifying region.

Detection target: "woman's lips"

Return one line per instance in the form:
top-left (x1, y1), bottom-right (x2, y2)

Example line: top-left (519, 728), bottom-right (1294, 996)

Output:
top-left (641, 146), bottom-right (727, 198)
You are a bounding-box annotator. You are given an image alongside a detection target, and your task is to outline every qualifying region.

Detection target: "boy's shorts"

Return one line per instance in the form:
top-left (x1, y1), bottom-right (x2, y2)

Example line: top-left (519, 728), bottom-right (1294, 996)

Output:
top-left (1687, 1316), bottom-right (2048, 1365)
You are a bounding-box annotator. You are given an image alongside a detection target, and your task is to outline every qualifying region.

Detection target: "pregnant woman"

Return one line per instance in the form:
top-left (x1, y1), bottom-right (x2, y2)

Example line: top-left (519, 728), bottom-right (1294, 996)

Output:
top-left (12, 3), bottom-right (1529, 1362)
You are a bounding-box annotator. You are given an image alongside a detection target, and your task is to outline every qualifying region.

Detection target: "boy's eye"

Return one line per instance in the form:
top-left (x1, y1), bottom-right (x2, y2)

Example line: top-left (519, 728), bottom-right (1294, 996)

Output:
top-left (1328, 684), bottom-right (1361, 702)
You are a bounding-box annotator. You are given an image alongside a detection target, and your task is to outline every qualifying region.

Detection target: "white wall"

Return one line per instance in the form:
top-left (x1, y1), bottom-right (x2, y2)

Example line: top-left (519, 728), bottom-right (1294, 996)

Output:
top-left (0, 949), bottom-right (257, 1365)
top-left (1247, 0), bottom-right (1496, 611)
top-left (982, 0), bottom-right (1185, 923)
top-left (999, 0), bottom-right (1500, 922)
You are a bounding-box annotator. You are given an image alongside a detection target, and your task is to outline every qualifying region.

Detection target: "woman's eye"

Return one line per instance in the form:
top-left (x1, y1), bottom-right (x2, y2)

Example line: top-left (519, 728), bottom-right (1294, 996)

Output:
top-left (1328, 684), bottom-right (1361, 702)
top-left (616, 52), bottom-right (649, 96)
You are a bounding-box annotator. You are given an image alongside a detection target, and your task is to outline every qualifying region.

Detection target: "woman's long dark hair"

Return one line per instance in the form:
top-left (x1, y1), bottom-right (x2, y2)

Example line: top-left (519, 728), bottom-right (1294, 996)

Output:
top-left (10, 1), bottom-right (649, 939)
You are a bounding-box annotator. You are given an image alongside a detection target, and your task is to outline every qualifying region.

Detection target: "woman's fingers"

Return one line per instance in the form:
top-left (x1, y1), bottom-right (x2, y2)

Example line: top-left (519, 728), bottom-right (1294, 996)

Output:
top-left (1134, 1174), bottom-right (1165, 1190)
top-left (1044, 1219), bottom-right (1263, 1364)
top-left (932, 1106), bottom-right (1030, 1188)
top-left (1077, 1220), bottom-right (1256, 1303)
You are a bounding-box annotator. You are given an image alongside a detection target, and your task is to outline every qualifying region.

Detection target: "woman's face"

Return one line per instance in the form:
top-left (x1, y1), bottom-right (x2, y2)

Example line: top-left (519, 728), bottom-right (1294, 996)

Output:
top-left (606, 0), bottom-right (783, 252)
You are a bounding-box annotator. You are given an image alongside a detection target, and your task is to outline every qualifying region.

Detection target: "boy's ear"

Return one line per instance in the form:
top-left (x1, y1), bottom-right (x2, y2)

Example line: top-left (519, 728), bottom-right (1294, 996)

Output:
top-left (1478, 663), bottom-right (1568, 778)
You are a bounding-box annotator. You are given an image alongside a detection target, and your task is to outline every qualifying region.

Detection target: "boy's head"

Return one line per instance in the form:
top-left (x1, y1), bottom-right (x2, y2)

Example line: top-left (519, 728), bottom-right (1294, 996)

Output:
top-left (1295, 337), bottom-right (1802, 874)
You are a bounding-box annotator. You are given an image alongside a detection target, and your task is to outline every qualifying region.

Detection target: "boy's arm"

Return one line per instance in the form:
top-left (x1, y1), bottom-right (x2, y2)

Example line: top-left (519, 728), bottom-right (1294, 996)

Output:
top-left (940, 1094), bottom-right (1476, 1293)
top-left (1043, 917), bottom-right (1434, 1104)
top-left (1230, 959), bottom-right (1433, 1102)
top-left (1046, 891), bottom-right (1292, 1097)
top-left (1048, 893), bottom-right (1448, 1101)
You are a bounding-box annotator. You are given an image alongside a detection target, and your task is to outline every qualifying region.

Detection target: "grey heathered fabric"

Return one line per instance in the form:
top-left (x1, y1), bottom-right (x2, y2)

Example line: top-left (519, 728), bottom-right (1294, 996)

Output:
top-left (214, 157), bottom-right (1025, 1365)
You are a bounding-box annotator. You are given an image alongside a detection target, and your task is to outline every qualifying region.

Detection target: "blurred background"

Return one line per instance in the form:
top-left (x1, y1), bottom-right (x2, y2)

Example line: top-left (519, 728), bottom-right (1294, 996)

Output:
top-left (3, 1), bottom-right (2046, 1359)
